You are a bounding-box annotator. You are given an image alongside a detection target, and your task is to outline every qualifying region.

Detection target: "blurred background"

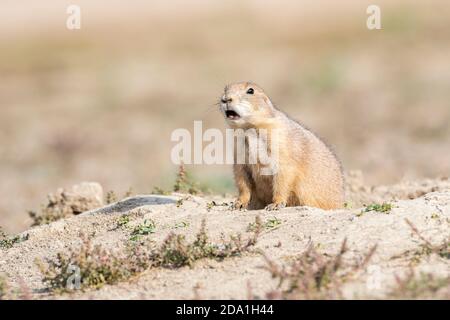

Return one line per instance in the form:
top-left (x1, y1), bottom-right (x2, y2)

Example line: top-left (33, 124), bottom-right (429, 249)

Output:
top-left (1, 0), bottom-right (449, 232)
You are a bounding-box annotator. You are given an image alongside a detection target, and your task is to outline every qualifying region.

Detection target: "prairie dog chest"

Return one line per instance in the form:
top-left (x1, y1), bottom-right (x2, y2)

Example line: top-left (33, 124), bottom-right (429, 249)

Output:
top-left (246, 162), bottom-right (274, 201)
top-left (244, 134), bottom-right (274, 192)
top-left (235, 129), bottom-right (277, 166)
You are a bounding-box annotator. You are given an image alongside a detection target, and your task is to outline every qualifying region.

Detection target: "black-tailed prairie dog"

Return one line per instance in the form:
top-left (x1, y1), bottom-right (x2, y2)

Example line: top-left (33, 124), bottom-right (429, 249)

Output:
top-left (219, 81), bottom-right (344, 210)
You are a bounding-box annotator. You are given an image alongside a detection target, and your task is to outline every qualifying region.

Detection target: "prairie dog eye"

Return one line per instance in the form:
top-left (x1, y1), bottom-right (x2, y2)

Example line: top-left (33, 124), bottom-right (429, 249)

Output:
top-left (246, 88), bottom-right (254, 95)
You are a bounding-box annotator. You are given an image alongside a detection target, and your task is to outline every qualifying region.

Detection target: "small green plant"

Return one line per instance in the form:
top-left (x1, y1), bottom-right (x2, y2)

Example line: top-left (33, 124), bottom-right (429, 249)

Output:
top-left (366, 202), bottom-right (393, 213)
top-left (0, 228), bottom-right (29, 249)
top-left (116, 215), bottom-right (131, 229)
top-left (248, 216), bottom-right (280, 232)
top-left (265, 217), bottom-right (282, 229)
top-left (206, 201), bottom-right (216, 211)
top-left (360, 202), bottom-right (393, 215)
top-left (174, 221), bottom-right (189, 229)
top-left (430, 213), bottom-right (440, 220)
top-left (129, 220), bottom-right (156, 241)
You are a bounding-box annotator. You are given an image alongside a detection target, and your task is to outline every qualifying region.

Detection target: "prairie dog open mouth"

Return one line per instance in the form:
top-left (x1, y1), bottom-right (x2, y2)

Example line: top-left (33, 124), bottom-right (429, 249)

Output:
top-left (225, 110), bottom-right (240, 120)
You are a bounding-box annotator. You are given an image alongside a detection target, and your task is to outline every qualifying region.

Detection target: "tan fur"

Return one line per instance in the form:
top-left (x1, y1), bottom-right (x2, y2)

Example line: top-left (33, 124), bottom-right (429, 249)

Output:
top-left (220, 82), bottom-right (344, 210)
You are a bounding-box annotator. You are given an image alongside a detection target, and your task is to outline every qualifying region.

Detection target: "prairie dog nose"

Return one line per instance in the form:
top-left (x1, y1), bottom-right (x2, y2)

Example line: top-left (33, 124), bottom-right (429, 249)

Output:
top-left (221, 96), bottom-right (232, 104)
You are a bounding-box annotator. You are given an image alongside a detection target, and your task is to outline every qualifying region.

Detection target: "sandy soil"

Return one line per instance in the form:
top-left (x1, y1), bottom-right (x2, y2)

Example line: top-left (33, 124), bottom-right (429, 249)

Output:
top-left (1, 0), bottom-right (450, 234)
top-left (0, 177), bottom-right (449, 299)
top-left (1, 1), bottom-right (449, 300)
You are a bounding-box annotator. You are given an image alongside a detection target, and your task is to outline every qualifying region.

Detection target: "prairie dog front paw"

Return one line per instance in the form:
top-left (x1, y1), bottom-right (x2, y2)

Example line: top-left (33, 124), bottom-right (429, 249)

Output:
top-left (232, 199), bottom-right (249, 210)
top-left (265, 202), bottom-right (286, 211)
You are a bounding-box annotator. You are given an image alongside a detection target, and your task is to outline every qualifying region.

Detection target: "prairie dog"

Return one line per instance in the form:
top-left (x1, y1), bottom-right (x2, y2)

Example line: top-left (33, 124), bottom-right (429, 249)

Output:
top-left (219, 81), bottom-right (344, 210)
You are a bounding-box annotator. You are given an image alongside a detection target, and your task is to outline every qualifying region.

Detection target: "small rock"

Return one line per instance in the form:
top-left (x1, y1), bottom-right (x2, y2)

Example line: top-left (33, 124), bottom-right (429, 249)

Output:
top-left (68, 182), bottom-right (104, 214)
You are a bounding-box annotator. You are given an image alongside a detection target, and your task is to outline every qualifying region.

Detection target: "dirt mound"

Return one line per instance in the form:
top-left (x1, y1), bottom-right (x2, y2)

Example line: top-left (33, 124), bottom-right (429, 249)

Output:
top-left (0, 179), bottom-right (449, 300)
top-left (346, 171), bottom-right (450, 206)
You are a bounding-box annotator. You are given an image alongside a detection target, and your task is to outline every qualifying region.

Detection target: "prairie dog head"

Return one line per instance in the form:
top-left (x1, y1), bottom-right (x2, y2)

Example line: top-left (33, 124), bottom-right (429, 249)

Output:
top-left (219, 82), bottom-right (276, 128)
